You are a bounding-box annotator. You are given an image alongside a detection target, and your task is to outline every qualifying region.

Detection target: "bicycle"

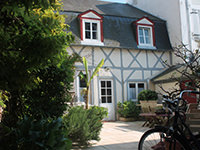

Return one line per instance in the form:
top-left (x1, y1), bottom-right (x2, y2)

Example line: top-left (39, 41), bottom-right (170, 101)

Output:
top-left (138, 90), bottom-right (200, 150)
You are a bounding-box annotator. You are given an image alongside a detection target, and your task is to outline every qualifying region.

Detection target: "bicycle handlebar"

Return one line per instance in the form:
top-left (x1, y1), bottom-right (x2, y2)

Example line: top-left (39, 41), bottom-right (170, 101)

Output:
top-left (179, 90), bottom-right (200, 99)
top-left (163, 90), bottom-right (200, 112)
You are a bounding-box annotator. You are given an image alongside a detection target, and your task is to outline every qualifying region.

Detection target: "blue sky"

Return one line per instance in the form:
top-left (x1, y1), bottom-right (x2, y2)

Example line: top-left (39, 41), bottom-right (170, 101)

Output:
top-left (100, 0), bottom-right (126, 3)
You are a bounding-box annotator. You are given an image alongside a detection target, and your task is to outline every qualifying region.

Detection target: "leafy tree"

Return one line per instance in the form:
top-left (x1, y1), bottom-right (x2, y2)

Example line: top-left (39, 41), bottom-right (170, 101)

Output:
top-left (80, 57), bottom-right (104, 109)
top-left (24, 53), bottom-right (80, 119)
top-left (0, 0), bottom-right (74, 126)
top-left (0, 0), bottom-right (78, 149)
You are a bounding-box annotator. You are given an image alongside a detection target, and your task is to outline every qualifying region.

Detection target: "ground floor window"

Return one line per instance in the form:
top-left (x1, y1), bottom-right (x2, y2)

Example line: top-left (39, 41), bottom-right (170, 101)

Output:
top-left (128, 82), bottom-right (145, 101)
top-left (76, 71), bottom-right (88, 102)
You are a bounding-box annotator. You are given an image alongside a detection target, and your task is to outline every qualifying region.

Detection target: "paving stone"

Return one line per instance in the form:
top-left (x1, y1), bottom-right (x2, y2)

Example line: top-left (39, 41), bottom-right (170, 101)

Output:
top-left (84, 121), bottom-right (149, 150)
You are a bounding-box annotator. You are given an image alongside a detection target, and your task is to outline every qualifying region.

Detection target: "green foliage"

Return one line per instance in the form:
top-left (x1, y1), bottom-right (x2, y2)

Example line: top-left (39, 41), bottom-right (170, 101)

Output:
top-left (138, 90), bottom-right (158, 101)
top-left (0, 90), bottom-right (9, 108)
top-left (0, 0), bottom-right (76, 150)
top-left (117, 101), bottom-right (140, 118)
top-left (0, 116), bottom-right (71, 150)
top-left (0, 0), bottom-right (75, 127)
top-left (63, 106), bottom-right (107, 147)
top-left (24, 53), bottom-right (80, 118)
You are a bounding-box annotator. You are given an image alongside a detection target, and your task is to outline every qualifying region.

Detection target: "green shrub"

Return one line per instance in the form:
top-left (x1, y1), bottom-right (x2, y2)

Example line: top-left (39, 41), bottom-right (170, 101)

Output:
top-left (138, 90), bottom-right (158, 101)
top-left (117, 101), bottom-right (140, 118)
top-left (87, 106), bottom-right (108, 141)
top-left (63, 106), bottom-right (107, 147)
top-left (0, 117), bottom-right (72, 150)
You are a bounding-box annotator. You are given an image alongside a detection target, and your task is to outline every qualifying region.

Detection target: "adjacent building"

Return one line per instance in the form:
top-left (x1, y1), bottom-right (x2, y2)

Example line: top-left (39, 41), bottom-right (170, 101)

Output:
top-left (127, 0), bottom-right (200, 51)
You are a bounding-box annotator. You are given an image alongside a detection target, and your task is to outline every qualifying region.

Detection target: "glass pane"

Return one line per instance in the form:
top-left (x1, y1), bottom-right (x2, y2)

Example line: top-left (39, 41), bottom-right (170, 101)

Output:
top-left (107, 81), bottom-right (111, 87)
top-left (139, 37), bottom-right (144, 44)
top-left (92, 23), bottom-right (97, 30)
top-left (129, 83), bottom-right (136, 99)
top-left (145, 36), bottom-right (150, 44)
top-left (107, 96), bottom-right (112, 103)
top-left (101, 89), bottom-right (106, 95)
top-left (138, 83), bottom-right (145, 95)
top-left (129, 83), bottom-right (135, 88)
top-left (79, 75), bottom-right (86, 88)
top-left (138, 83), bottom-right (144, 88)
top-left (85, 22), bottom-right (90, 30)
top-left (107, 89), bottom-right (111, 95)
top-left (92, 32), bottom-right (97, 39)
top-left (139, 28), bottom-right (143, 36)
top-left (144, 29), bottom-right (149, 36)
top-left (101, 81), bottom-right (105, 87)
top-left (144, 28), bottom-right (150, 44)
top-left (80, 89), bottom-right (85, 102)
top-left (85, 31), bottom-right (91, 39)
top-left (102, 97), bottom-right (106, 103)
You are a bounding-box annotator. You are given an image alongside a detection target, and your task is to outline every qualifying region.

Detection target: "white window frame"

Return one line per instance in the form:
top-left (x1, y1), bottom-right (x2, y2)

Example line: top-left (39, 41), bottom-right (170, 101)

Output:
top-left (81, 19), bottom-right (104, 46)
top-left (138, 25), bottom-right (154, 48)
top-left (127, 82), bottom-right (146, 101)
top-left (99, 80), bottom-right (113, 104)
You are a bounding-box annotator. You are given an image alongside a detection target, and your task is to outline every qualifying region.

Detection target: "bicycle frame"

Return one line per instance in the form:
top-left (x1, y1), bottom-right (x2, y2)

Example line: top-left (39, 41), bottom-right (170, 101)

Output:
top-left (163, 90), bottom-right (200, 149)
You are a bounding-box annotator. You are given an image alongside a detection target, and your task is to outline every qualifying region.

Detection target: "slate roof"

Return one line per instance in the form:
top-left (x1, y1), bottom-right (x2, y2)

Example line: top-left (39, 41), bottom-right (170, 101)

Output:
top-left (62, 0), bottom-right (172, 51)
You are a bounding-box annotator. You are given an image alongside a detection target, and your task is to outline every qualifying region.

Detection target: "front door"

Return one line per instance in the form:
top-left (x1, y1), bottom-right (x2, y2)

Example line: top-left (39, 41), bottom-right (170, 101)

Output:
top-left (99, 80), bottom-right (115, 121)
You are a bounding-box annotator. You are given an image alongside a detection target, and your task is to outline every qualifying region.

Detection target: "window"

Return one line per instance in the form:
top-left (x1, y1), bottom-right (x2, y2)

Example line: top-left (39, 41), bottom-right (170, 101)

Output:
top-left (100, 80), bottom-right (112, 103)
top-left (138, 26), bottom-right (151, 45)
top-left (128, 82), bottom-right (145, 101)
top-left (134, 17), bottom-right (156, 49)
top-left (78, 10), bottom-right (104, 46)
top-left (85, 22), bottom-right (97, 40)
top-left (76, 71), bottom-right (89, 103)
top-left (78, 74), bottom-right (87, 102)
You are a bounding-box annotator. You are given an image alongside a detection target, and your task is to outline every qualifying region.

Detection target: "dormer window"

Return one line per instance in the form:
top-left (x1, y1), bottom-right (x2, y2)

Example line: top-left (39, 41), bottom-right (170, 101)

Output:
top-left (78, 10), bottom-right (104, 46)
top-left (85, 22), bottom-right (97, 40)
top-left (135, 17), bottom-right (156, 49)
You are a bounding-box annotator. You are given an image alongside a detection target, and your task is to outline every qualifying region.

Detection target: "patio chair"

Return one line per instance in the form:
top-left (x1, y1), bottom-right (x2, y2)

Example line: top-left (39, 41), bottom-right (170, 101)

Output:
top-left (139, 101), bottom-right (159, 127)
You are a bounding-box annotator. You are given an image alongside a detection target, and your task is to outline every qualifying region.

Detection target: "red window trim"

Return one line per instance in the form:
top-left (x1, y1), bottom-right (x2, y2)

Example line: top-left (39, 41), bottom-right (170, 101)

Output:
top-left (78, 10), bottom-right (104, 42)
top-left (134, 17), bottom-right (155, 46)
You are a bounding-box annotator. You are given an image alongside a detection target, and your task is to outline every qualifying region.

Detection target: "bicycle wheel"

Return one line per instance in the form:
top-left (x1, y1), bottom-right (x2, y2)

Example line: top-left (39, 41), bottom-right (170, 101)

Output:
top-left (138, 128), bottom-right (186, 150)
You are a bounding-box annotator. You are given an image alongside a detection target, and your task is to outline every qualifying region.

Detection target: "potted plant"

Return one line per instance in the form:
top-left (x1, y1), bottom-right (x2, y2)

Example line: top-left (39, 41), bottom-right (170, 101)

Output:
top-left (138, 90), bottom-right (158, 102)
top-left (117, 101), bottom-right (140, 121)
top-left (138, 90), bottom-right (158, 113)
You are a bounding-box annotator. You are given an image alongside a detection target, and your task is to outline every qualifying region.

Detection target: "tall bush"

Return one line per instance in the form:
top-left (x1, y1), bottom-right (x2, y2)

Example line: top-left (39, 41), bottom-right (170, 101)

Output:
top-left (63, 106), bottom-right (107, 147)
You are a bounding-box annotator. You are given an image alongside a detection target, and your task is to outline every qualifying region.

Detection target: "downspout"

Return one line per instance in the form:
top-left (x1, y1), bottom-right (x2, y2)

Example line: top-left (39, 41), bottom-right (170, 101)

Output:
top-left (185, 0), bottom-right (193, 50)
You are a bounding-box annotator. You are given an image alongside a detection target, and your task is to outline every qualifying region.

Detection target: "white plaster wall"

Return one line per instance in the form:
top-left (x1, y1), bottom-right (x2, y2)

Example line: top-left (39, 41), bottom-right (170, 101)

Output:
top-left (67, 45), bottom-right (172, 111)
top-left (127, 0), bottom-right (182, 48)
top-left (93, 75), bottom-right (99, 106)
top-left (155, 82), bottom-right (180, 100)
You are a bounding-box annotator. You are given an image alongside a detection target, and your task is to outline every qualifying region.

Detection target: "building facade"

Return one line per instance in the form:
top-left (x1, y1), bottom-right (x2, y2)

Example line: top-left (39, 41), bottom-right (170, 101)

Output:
top-left (63, 0), bottom-right (172, 120)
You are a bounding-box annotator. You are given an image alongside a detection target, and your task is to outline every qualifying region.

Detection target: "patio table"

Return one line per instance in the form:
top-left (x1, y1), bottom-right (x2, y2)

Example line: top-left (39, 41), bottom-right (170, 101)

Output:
top-left (139, 113), bottom-right (168, 128)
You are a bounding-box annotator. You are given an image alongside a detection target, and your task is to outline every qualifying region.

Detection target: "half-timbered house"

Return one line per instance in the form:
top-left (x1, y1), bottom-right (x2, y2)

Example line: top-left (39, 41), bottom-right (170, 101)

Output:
top-left (63, 0), bottom-right (172, 120)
